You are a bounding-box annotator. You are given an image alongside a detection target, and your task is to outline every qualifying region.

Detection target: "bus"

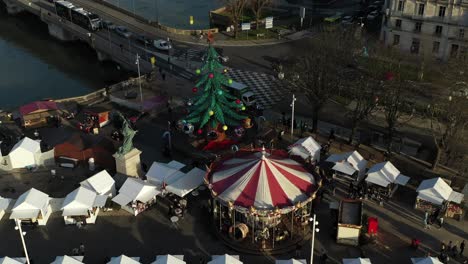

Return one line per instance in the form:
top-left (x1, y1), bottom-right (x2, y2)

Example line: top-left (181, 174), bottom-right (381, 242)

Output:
top-left (71, 7), bottom-right (101, 31)
top-left (55, 0), bottom-right (74, 21)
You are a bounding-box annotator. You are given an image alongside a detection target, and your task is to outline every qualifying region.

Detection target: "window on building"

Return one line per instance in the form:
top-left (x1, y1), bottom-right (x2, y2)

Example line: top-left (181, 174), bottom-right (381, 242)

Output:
top-left (415, 22), bottom-right (422, 32)
top-left (411, 39), bottom-right (420, 54)
top-left (418, 3), bottom-right (425, 15)
top-left (432, 41), bottom-right (440, 53)
top-left (396, 19), bottom-right (402, 29)
top-left (451, 44), bottom-right (459, 57)
top-left (435, 25), bottom-right (443, 36)
top-left (438, 6), bottom-right (446, 18)
top-left (459, 28), bottom-right (465, 39)
top-left (397, 0), bottom-right (404, 11)
top-left (393, 34), bottom-right (400, 45)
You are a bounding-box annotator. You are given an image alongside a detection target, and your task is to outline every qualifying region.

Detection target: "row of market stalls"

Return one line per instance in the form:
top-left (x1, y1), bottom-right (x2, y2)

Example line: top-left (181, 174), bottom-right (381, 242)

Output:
top-left (0, 256), bottom-right (445, 264)
top-left (289, 136), bottom-right (465, 219)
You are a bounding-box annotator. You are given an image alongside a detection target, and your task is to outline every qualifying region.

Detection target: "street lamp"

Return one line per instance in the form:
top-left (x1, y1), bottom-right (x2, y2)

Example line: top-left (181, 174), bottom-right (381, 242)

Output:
top-left (135, 54), bottom-right (143, 111)
top-left (290, 94), bottom-right (297, 137)
top-left (309, 214), bottom-right (319, 264)
top-left (14, 219), bottom-right (30, 264)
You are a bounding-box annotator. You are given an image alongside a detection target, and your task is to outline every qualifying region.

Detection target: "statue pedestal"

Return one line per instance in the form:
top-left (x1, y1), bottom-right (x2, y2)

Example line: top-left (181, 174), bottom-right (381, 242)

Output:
top-left (113, 148), bottom-right (142, 178)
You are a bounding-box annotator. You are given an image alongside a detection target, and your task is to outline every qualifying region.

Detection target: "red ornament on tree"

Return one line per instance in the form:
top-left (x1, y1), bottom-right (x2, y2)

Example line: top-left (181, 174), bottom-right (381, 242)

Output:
top-left (208, 73), bottom-right (214, 79)
top-left (385, 72), bottom-right (394, 81)
top-left (235, 99), bottom-right (241, 104)
top-left (192, 87), bottom-right (198, 93)
top-left (197, 129), bottom-right (203, 134)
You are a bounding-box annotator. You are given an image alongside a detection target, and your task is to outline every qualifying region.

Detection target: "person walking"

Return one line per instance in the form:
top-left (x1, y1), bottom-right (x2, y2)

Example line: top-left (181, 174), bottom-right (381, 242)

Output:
top-left (460, 240), bottom-right (465, 256)
top-left (424, 211), bottom-right (430, 229)
top-left (441, 241), bottom-right (446, 252)
top-left (79, 243), bottom-right (85, 255)
top-left (451, 242), bottom-right (459, 257)
top-left (438, 217), bottom-right (444, 228)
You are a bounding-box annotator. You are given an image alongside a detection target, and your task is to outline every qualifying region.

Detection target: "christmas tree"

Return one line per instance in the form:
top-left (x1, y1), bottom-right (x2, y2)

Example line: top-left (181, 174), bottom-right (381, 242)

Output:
top-left (185, 46), bottom-right (246, 131)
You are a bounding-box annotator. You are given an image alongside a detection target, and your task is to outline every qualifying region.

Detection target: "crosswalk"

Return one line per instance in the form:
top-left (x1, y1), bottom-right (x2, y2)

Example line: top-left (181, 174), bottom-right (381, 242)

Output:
top-left (226, 69), bottom-right (286, 109)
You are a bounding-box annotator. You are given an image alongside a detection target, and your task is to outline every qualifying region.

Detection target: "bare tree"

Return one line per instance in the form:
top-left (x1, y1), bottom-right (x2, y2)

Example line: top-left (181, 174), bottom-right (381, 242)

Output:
top-left (224, 0), bottom-right (248, 38)
top-left (345, 76), bottom-right (379, 144)
top-left (249, 0), bottom-right (273, 29)
top-left (280, 29), bottom-right (361, 132)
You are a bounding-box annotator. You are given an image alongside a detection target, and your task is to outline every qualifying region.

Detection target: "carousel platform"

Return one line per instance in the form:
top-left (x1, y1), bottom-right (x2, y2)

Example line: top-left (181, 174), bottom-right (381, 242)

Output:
top-left (213, 219), bottom-right (313, 255)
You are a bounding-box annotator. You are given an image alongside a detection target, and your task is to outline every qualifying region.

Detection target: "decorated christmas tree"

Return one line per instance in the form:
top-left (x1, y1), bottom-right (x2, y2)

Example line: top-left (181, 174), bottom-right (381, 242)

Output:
top-left (185, 46), bottom-right (246, 132)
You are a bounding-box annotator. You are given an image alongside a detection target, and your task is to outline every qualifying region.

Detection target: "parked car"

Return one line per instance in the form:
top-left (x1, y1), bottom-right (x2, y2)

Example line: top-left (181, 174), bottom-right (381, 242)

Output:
top-left (133, 34), bottom-right (152, 46)
top-left (153, 39), bottom-right (172, 50)
top-left (372, 0), bottom-right (383, 5)
top-left (114, 26), bottom-right (132, 38)
top-left (101, 20), bottom-right (116, 30)
top-left (367, 10), bottom-right (380, 20)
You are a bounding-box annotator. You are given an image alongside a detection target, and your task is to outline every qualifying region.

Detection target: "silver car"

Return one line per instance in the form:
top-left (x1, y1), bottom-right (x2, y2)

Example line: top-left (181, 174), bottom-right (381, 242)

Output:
top-left (114, 26), bottom-right (132, 38)
top-left (153, 39), bottom-right (172, 50)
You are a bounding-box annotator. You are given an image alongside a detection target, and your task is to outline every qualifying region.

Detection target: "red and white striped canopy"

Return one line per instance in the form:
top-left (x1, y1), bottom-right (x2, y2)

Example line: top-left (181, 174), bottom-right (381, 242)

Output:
top-left (208, 149), bottom-right (316, 210)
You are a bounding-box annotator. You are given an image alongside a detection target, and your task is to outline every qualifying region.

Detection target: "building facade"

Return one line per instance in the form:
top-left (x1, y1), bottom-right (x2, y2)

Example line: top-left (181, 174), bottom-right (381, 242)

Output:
top-left (381, 0), bottom-right (468, 60)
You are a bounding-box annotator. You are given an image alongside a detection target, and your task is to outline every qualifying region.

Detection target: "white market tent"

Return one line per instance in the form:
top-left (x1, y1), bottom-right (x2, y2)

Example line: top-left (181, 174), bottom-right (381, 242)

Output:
top-left (288, 136), bottom-right (321, 162)
top-left (342, 258), bottom-right (372, 264)
top-left (112, 178), bottom-right (160, 214)
top-left (411, 257), bottom-right (443, 264)
top-left (146, 161), bottom-right (205, 197)
top-left (146, 161), bottom-right (186, 186)
top-left (276, 259), bottom-right (307, 264)
top-left (365, 161), bottom-right (410, 187)
top-left (51, 255), bottom-right (84, 264)
top-left (61, 187), bottom-right (107, 224)
top-left (208, 255), bottom-right (243, 264)
top-left (0, 257), bottom-right (27, 264)
top-left (0, 197), bottom-right (12, 220)
top-left (416, 177), bottom-right (464, 205)
top-left (151, 255), bottom-right (185, 264)
top-left (7, 137), bottom-right (41, 169)
top-left (107, 255), bottom-right (141, 264)
top-left (326, 151), bottom-right (367, 177)
top-left (10, 188), bottom-right (51, 225)
top-left (80, 170), bottom-right (116, 197)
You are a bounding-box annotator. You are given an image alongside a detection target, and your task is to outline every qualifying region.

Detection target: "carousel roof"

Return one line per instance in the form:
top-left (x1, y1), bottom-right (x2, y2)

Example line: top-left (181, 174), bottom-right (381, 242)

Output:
top-left (208, 148), bottom-right (317, 210)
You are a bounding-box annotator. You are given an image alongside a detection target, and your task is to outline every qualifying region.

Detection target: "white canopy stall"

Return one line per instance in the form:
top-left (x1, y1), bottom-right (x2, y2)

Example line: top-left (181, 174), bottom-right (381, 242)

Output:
top-left (276, 259), bottom-right (307, 264)
top-left (51, 255), bottom-right (84, 264)
top-left (0, 197), bottom-right (12, 220)
top-left (61, 187), bottom-right (107, 225)
top-left (326, 151), bottom-right (367, 179)
top-left (151, 255), bottom-right (185, 264)
top-left (112, 178), bottom-right (160, 216)
top-left (365, 161), bottom-right (410, 198)
top-left (416, 177), bottom-right (464, 219)
top-left (342, 258), bottom-right (372, 264)
top-left (7, 137), bottom-right (41, 169)
top-left (146, 161), bottom-right (205, 198)
top-left (80, 170), bottom-right (116, 197)
top-left (10, 188), bottom-right (51, 225)
top-left (0, 257), bottom-right (27, 264)
top-left (208, 255), bottom-right (243, 264)
top-left (411, 257), bottom-right (443, 264)
top-left (288, 136), bottom-right (321, 163)
top-left (107, 255), bottom-right (141, 264)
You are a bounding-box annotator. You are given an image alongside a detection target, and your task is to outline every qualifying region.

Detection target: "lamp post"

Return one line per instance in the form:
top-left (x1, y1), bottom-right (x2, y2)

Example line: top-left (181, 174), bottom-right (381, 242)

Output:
top-left (290, 94), bottom-right (297, 137)
top-left (135, 54), bottom-right (143, 111)
top-left (14, 219), bottom-right (30, 264)
top-left (309, 214), bottom-right (319, 264)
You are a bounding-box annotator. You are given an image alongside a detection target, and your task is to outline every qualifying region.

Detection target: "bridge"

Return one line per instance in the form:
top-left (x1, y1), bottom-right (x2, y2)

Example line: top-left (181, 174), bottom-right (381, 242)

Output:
top-left (1, 0), bottom-right (202, 79)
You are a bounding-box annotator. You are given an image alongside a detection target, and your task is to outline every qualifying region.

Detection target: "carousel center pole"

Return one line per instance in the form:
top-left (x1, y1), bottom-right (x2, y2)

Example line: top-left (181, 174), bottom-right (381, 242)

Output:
top-left (252, 216), bottom-right (255, 243)
top-left (291, 211), bottom-right (294, 238)
top-left (219, 202), bottom-right (222, 231)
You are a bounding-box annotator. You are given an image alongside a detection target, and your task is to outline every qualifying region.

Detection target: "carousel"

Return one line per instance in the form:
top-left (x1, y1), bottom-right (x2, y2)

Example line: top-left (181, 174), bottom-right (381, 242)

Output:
top-left (206, 147), bottom-right (321, 251)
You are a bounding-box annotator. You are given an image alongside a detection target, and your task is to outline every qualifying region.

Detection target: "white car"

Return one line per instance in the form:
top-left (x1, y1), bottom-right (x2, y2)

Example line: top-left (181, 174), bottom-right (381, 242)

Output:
top-left (367, 10), bottom-right (379, 20)
top-left (153, 40), bottom-right (172, 50)
top-left (341, 16), bottom-right (353, 25)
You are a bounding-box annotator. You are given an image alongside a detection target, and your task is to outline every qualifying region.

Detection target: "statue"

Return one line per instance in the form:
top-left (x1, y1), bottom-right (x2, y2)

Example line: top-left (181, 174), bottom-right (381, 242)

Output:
top-left (115, 112), bottom-right (137, 157)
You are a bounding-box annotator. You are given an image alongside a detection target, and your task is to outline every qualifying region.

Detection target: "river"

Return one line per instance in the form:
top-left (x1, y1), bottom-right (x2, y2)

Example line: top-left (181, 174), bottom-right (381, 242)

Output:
top-left (0, 4), bottom-right (131, 109)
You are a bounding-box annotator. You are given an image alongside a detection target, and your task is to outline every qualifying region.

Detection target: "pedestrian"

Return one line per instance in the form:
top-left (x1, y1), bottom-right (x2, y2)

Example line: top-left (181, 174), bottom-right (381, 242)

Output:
top-left (451, 243), bottom-right (458, 257)
top-left (320, 251), bottom-right (328, 263)
top-left (79, 243), bottom-right (85, 255)
top-left (162, 73), bottom-right (166, 81)
top-left (438, 216), bottom-right (444, 228)
top-left (460, 240), bottom-right (465, 256)
top-left (441, 241), bottom-right (446, 252)
top-left (424, 211), bottom-right (429, 229)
